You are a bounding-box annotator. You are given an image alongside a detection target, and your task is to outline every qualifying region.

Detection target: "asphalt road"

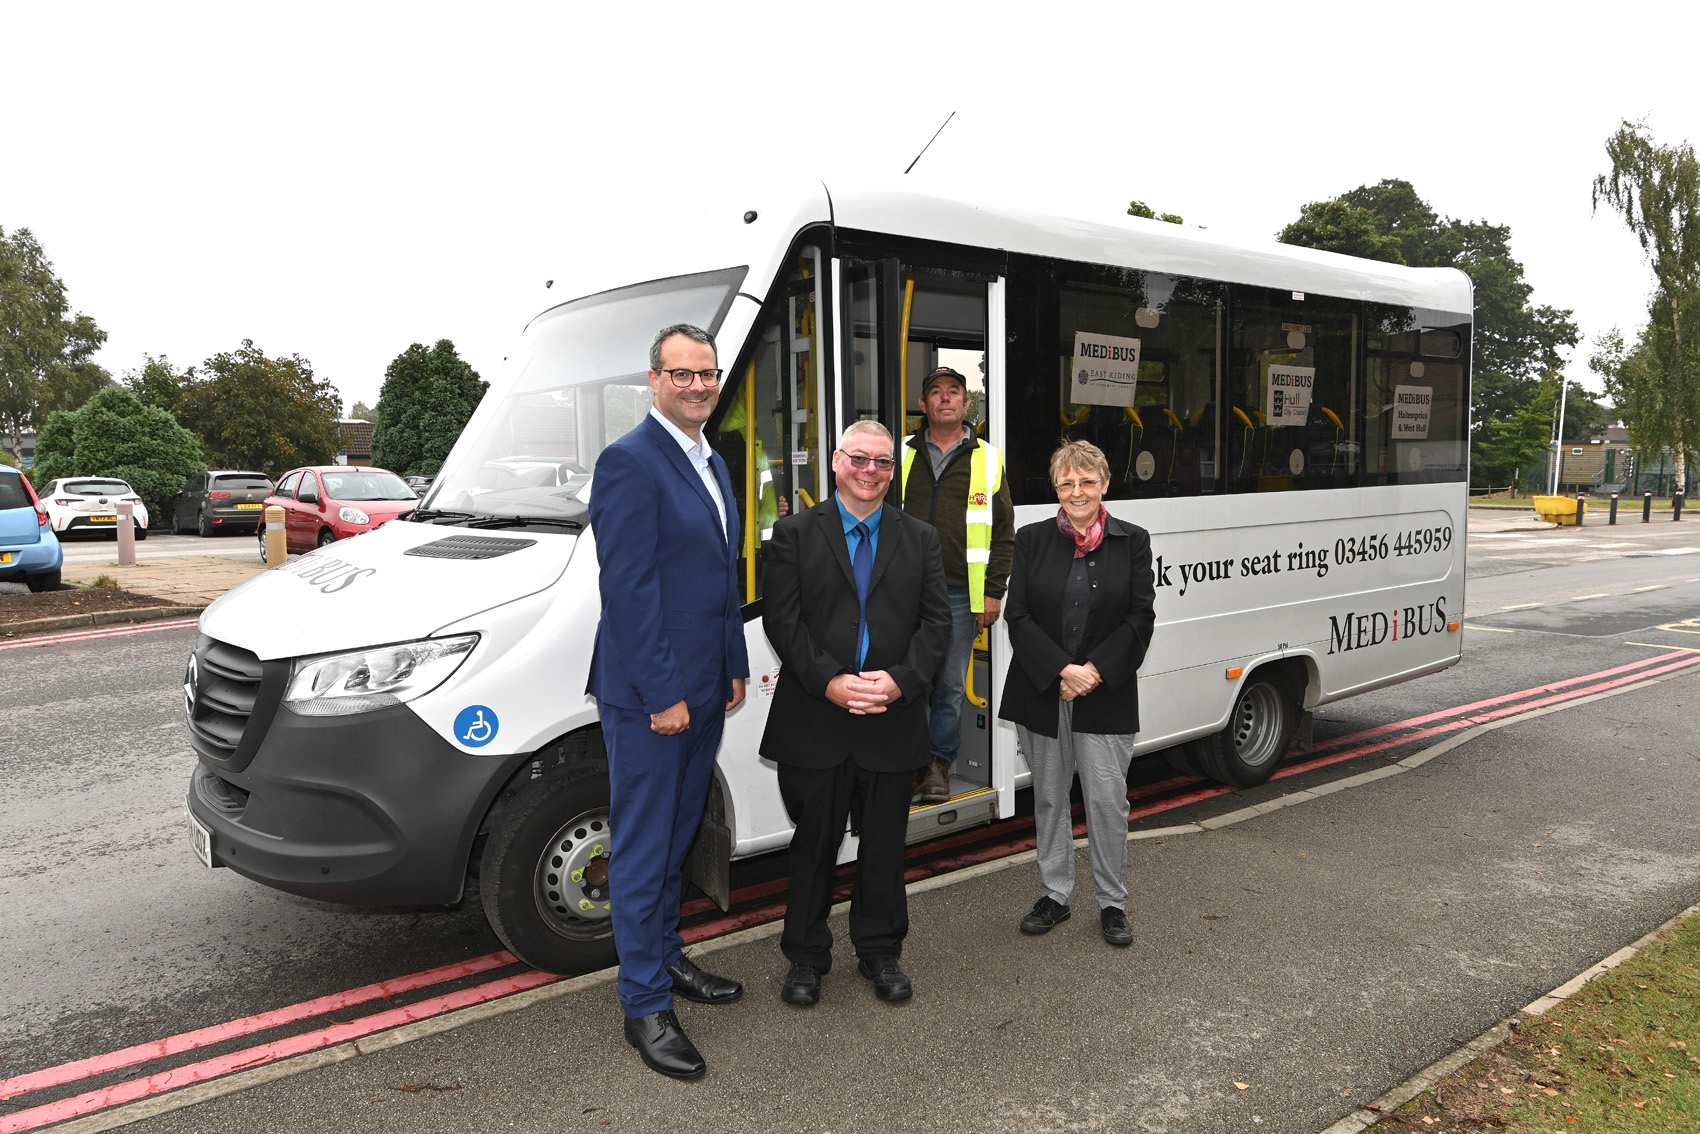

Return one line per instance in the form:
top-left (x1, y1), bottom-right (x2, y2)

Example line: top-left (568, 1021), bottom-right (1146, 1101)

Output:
top-left (2, 511), bottom-right (1699, 1132)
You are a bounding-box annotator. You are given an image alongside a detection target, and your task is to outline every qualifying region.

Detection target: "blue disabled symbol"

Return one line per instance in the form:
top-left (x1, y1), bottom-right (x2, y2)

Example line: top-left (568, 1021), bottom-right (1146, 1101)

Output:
top-left (454, 705), bottom-right (499, 748)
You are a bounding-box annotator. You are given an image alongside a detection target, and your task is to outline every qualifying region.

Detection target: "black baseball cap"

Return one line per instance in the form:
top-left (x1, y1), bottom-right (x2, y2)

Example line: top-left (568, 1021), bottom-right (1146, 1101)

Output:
top-left (921, 366), bottom-right (967, 396)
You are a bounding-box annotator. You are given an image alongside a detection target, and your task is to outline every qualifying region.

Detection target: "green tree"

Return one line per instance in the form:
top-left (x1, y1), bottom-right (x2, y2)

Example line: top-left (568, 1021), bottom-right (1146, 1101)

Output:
top-left (0, 226), bottom-right (113, 462)
top-left (1127, 200), bottom-right (1184, 225)
top-left (370, 340), bottom-right (487, 476)
top-left (178, 340), bottom-right (341, 472)
top-left (1590, 313), bottom-right (1700, 474)
top-left (1278, 179), bottom-right (1579, 484)
top-left (1475, 372), bottom-right (1558, 492)
top-left (31, 387), bottom-right (204, 523)
top-left (1593, 122), bottom-right (1700, 486)
top-left (124, 354), bottom-right (189, 414)
top-left (349, 399), bottom-right (382, 427)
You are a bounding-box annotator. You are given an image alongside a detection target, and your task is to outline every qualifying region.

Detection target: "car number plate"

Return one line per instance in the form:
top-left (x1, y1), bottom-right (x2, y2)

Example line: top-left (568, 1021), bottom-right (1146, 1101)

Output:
top-left (90, 515), bottom-right (117, 523)
top-left (0, 552), bottom-right (10, 564)
top-left (189, 812), bottom-right (214, 868)
top-left (236, 503), bottom-right (263, 509)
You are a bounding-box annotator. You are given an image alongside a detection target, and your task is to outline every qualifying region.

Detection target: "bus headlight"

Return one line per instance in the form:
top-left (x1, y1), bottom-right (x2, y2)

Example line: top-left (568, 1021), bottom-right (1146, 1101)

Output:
top-left (285, 634), bottom-right (478, 716)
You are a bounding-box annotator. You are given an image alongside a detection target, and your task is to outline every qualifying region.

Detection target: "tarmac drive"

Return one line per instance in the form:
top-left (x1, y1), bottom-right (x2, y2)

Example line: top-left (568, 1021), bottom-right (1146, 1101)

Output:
top-left (121, 671), bottom-right (1700, 1134)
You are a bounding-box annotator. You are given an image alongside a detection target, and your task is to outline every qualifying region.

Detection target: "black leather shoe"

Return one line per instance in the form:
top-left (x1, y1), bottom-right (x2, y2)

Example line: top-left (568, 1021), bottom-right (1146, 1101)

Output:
top-left (1020, 895), bottom-right (1071, 935)
top-left (1100, 906), bottom-right (1133, 947)
top-left (779, 963), bottom-right (821, 1006)
top-left (856, 955), bottom-right (912, 1002)
top-left (623, 1009), bottom-right (706, 1080)
top-left (669, 956), bottom-right (743, 1004)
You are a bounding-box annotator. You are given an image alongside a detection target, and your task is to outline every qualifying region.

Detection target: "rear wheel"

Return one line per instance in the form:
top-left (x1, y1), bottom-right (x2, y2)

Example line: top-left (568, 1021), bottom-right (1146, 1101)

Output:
top-left (135, 523), bottom-right (148, 541)
top-left (197, 510), bottom-right (213, 538)
top-left (1187, 669), bottom-right (1298, 788)
top-left (26, 568), bottom-right (61, 593)
top-left (479, 759), bottom-right (617, 975)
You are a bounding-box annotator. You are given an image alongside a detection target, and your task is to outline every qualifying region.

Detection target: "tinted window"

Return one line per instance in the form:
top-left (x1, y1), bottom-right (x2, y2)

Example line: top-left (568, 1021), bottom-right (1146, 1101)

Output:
top-left (66, 480), bottom-right (133, 496)
top-left (0, 473), bottom-right (31, 510)
top-left (212, 475), bottom-right (272, 491)
top-left (320, 471), bottom-right (415, 501)
top-left (1362, 307), bottom-right (1471, 485)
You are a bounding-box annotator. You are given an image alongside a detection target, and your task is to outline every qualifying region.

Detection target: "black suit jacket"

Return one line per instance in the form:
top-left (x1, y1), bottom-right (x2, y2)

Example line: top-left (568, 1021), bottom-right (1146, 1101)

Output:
top-left (997, 514), bottom-right (1155, 738)
top-left (759, 498), bottom-right (951, 771)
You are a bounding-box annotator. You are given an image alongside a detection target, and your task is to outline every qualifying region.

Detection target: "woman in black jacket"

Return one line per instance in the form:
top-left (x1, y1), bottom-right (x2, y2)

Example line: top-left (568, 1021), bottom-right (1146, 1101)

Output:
top-left (999, 440), bottom-right (1155, 946)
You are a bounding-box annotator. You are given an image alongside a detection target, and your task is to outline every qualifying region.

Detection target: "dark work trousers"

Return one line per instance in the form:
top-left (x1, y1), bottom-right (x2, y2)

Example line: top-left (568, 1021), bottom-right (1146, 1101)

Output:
top-left (777, 759), bottom-right (913, 971)
top-left (604, 697), bottom-right (723, 1018)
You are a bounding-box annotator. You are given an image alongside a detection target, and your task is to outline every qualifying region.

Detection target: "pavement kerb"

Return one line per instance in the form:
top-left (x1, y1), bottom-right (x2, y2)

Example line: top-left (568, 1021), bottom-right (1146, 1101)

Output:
top-left (39, 661), bottom-right (1700, 1134)
top-left (0, 606), bottom-right (203, 638)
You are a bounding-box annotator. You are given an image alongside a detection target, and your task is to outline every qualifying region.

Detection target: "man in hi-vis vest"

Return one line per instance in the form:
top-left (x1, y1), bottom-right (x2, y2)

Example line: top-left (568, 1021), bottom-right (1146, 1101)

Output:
top-left (900, 366), bottom-right (1016, 803)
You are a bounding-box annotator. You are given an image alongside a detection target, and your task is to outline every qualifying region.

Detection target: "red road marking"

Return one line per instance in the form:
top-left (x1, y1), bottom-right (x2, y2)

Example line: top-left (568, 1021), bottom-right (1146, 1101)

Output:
top-left (0, 971), bottom-right (558, 1133)
top-left (0, 618), bottom-right (199, 651)
top-left (0, 952), bottom-right (516, 1101)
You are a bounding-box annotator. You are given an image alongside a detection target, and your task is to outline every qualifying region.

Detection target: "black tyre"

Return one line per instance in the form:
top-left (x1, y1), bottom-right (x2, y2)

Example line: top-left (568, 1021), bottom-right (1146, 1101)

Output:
top-left (135, 523), bottom-right (148, 541)
top-left (26, 568), bottom-right (61, 593)
top-left (317, 529), bottom-right (336, 548)
top-left (479, 759), bottom-right (617, 974)
top-left (1187, 670), bottom-right (1298, 788)
top-left (197, 510), bottom-right (213, 538)
top-left (258, 529), bottom-right (270, 565)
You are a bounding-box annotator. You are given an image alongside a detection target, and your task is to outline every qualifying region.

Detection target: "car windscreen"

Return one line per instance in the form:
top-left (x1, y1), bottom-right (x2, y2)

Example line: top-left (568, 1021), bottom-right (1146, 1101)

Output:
top-left (65, 480), bottom-right (132, 496)
top-left (212, 475), bottom-right (273, 491)
top-left (0, 474), bottom-right (32, 510)
top-left (320, 472), bottom-right (416, 501)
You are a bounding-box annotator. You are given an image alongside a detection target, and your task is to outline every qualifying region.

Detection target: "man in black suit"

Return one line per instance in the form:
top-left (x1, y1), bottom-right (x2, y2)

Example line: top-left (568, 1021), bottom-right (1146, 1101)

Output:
top-left (760, 420), bottom-right (951, 1005)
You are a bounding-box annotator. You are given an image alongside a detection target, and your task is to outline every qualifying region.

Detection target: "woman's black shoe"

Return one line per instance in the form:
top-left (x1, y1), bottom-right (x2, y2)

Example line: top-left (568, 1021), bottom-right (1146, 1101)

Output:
top-left (1020, 896), bottom-right (1071, 935)
top-left (1100, 906), bottom-right (1133, 947)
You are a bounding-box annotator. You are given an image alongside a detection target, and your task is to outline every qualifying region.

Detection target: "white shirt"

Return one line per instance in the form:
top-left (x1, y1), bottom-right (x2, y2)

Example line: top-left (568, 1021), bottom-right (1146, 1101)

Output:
top-left (649, 406), bottom-right (728, 543)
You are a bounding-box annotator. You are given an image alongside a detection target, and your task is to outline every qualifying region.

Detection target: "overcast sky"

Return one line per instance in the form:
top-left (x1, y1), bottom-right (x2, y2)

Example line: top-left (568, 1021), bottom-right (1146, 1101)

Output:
top-left (5, 1), bottom-right (1695, 420)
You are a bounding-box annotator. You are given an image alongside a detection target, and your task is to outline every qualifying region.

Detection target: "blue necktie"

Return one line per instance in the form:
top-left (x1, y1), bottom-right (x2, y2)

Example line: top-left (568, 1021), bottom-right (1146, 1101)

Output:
top-left (852, 522), bottom-right (873, 670)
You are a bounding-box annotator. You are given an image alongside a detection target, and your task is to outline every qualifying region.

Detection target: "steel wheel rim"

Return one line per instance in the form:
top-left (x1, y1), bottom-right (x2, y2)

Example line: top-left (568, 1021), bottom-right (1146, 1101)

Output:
top-left (1231, 682), bottom-right (1285, 769)
top-left (533, 808), bottom-right (614, 939)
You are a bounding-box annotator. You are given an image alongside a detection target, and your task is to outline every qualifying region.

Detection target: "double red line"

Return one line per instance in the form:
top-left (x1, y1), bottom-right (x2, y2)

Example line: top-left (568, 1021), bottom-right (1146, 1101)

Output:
top-left (0, 618), bottom-right (200, 652)
top-left (5, 647), bottom-right (1697, 1131)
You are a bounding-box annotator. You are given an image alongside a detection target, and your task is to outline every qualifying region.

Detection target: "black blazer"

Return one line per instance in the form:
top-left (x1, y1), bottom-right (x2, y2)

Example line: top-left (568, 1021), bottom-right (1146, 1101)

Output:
top-left (759, 499), bottom-right (952, 772)
top-left (997, 514), bottom-right (1155, 738)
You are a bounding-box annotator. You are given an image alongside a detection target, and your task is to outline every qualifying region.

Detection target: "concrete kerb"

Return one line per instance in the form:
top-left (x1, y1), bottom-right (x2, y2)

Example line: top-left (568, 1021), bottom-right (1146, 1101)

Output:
top-left (42, 663), bottom-right (1700, 1134)
top-left (0, 606), bottom-right (203, 639)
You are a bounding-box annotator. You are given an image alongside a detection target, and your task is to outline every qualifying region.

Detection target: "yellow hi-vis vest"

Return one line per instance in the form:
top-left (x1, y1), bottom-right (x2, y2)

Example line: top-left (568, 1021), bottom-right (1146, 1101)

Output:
top-left (901, 436), bottom-right (1003, 613)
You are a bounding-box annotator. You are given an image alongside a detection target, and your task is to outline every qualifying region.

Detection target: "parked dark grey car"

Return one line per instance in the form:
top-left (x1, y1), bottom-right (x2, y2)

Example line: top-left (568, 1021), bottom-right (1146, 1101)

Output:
top-left (172, 471), bottom-right (274, 537)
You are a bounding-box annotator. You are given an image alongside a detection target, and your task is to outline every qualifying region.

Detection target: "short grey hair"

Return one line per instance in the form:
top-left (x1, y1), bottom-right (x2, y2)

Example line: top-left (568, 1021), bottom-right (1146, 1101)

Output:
top-left (839, 419), bottom-right (894, 455)
top-left (649, 323), bottom-right (716, 370)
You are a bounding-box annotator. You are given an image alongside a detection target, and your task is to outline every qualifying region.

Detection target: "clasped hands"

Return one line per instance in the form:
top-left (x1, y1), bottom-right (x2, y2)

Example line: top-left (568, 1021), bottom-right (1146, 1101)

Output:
top-left (825, 670), bottom-right (901, 715)
top-left (1058, 661), bottom-right (1102, 702)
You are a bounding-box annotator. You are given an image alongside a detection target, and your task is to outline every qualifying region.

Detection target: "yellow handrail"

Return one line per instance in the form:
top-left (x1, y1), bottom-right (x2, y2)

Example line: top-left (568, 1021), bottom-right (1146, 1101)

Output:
top-left (797, 486), bottom-right (815, 509)
top-left (898, 274), bottom-right (916, 436)
top-left (965, 625), bottom-right (989, 709)
top-left (743, 360), bottom-right (757, 601)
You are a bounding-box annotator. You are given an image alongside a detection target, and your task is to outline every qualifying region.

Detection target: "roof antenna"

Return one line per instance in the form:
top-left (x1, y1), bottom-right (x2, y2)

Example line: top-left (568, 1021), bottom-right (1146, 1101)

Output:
top-left (903, 111), bottom-right (956, 175)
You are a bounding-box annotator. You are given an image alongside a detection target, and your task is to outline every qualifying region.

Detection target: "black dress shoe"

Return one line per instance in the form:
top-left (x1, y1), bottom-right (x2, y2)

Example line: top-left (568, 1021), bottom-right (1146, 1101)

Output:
top-left (668, 956), bottom-right (743, 1004)
top-left (1020, 895), bottom-right (1071, 935)
top-left (780, 963), bottom-right (821, 1006)
top-left (856, 955), bottom-right (912, 1002)
top-left (623, 1010), bottom-right (706, 1080)
top-left (1100, 906), bottom-right (1133, 947)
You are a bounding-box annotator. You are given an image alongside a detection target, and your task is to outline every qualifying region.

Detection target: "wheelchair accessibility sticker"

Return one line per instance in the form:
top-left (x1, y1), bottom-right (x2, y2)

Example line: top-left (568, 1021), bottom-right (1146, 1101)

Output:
top-left (454, 705), bottom-right (499, 748)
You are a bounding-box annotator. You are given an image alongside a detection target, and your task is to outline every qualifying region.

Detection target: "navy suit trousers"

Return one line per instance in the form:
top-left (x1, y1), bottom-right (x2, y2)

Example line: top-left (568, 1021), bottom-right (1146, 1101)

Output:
top-left (604, 697), bottom-right (723, 1018)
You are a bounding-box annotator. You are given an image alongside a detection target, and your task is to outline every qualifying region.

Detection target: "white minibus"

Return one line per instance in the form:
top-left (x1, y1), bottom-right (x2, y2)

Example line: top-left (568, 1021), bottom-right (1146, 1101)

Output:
top-left (183, 184), bottom-right (1471, 973)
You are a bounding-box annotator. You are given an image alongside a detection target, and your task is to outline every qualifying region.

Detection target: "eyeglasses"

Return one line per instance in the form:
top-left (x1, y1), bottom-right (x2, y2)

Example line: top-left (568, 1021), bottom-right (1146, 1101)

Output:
top-left (838, 450), bottom-right (896, 471)
top-left (658, 368), bottom-right (723, 387)
top-left (1055, 477), bottom-right (1102, 491)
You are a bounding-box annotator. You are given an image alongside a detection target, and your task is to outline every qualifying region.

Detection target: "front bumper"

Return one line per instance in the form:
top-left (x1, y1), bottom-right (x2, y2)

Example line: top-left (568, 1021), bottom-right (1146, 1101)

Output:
top-left (185, 700), bottom-right (526, 906)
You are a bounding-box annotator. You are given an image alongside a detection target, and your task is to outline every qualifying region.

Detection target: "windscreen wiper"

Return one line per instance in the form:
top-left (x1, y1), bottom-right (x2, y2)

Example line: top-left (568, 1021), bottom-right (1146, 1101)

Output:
top-left (462, 514), bottom-right (584, 532)
top-left (404, 508), bottom-right (477, 523)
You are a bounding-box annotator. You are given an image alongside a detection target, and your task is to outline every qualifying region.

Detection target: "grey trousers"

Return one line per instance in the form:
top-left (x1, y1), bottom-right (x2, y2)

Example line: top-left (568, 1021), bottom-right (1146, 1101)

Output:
top-left (1016, 700), bottom-right (1135, 910)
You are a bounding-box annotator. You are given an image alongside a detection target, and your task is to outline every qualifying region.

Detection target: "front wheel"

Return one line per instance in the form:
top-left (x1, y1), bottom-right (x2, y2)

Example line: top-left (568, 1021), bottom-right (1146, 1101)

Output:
top-left (317, 529), bottom-right (336, 548)
top-left (479, 759), bottom-right (618, 974)
top-left (1187, 670), bottom-right (1298, 788)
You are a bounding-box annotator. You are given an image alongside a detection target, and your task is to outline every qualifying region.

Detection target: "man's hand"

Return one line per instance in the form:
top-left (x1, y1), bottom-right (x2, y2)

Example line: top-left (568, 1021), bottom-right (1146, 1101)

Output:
top-left (650, 700), bottom-right (690, 734)
top-left (976, 595), bottom-right (1002, 630)
top-left (776, 495), bottom-right (790, 517)
top-left (725, 678), bottom-right (745, 712)
top-left (825, 672), bottom-right (890, 715)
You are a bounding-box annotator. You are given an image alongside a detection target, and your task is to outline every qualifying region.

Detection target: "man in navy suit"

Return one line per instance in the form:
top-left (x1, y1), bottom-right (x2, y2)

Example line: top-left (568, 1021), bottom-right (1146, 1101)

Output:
top-left (586, 323), bottom-right (749, 1080)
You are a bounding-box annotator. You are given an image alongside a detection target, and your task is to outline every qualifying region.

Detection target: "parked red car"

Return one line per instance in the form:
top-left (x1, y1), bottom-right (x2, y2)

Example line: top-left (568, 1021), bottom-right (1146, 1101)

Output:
top-left (258, 466), bottom-right (419, 560)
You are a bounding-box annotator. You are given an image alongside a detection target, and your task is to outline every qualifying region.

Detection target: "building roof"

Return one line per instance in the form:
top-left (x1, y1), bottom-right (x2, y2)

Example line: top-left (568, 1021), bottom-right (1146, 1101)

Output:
top-left (338, 420), bottom-right (374, 459)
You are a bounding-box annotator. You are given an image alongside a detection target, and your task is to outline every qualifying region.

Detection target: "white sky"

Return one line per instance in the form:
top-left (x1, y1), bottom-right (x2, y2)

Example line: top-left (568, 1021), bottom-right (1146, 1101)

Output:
top-left (5, 2), bottom-right (1695, 416)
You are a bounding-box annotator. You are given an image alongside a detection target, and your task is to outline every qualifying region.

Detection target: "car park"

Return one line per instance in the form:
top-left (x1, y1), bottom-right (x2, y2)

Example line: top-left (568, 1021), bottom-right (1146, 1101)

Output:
top-left (173, 471), bottom-right (274, 537)
top-left (39, 477), bottom-right (150, 539)
top-left (257, 466), bottom-right (419, 560)
top-left (0, 468), bottom-right (62, 591)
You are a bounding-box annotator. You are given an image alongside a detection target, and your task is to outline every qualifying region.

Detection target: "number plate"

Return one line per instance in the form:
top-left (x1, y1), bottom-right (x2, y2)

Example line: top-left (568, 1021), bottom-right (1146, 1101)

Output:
top-left (189, 812), bottom-right (214, 868)
top-left (0, 552), bottom-right (10, 564)
top-left (90, 515), bottom-right (117, 523)
top-left (236, 503), bottom-right (263, 509)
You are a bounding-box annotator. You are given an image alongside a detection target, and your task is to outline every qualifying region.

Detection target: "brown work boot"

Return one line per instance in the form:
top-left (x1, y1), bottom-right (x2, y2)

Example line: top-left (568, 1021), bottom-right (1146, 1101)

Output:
top-left (915, 758), bottom-right (951, 804)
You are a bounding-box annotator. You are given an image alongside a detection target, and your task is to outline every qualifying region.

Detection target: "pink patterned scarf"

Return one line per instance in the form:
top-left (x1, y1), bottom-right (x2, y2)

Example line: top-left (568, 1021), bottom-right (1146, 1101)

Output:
top-left (1057, 506), bottom-right (1107, 558)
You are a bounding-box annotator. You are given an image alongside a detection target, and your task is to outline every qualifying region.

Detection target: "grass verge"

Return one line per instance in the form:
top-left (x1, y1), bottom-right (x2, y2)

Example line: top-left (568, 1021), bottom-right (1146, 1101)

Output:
top-left (1377, 911), bottom-right (1700, 1132)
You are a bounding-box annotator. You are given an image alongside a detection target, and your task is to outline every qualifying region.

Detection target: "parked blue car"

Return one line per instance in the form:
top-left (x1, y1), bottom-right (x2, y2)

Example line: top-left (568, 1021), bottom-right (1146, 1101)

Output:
top-left (0, 468), bottom-right (62, 591)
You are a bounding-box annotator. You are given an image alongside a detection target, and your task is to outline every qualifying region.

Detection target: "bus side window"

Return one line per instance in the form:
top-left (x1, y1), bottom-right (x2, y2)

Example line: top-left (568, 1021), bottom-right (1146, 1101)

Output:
top-left (1362, 308), bottom-right (1470, 486)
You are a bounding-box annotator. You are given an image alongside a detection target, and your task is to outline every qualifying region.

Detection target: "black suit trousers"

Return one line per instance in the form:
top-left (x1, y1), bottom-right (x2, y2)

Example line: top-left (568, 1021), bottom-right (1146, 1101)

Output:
top-left (777, 760), bottom-right (912, 970)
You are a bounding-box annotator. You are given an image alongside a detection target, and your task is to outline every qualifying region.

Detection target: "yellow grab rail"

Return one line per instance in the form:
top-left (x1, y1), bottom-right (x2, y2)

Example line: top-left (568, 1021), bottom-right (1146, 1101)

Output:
top-left (897, 274), bottom-right (916, 437)
top-left (743, 360), bottom-right (757, 601)
top-left (965, 625), bottom-right (990, 709)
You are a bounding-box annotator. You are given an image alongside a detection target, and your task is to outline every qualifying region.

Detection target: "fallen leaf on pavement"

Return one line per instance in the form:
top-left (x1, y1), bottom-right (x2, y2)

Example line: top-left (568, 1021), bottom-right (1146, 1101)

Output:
top-left (1234, 1082), bottom-right (1249, 1090)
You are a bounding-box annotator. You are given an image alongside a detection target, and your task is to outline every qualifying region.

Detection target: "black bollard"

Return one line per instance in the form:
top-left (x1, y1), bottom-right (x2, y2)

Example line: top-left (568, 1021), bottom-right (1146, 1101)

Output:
top-left (1676, 491), bottom-right (1685, 522)
top-left (1610, 492), bottom-right (1619, 525)
top-left (1645, 492), bottom-right (1654, 523)
top-left (1576, 493), bottom-right (1586, 525)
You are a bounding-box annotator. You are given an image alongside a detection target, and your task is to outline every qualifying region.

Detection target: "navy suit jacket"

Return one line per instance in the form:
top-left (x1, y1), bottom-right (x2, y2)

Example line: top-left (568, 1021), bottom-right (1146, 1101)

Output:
top-left (586, 413), bottom-right (750, 713)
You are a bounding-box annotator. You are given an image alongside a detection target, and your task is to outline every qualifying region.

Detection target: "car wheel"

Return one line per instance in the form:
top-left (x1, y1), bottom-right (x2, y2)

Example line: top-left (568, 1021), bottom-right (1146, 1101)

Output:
top-left (135, 523), bottom-right (148, 541)
top-left (198, 510), bottom-right (213, 538)
top-left (1186, 669), bottom-right (1298, 788)
top-left (26, 568), bottom-right (61, 593)
top-left (317, 529), bottom-right (336, 548)
top-left (479, 758), bottom-right (618, 975)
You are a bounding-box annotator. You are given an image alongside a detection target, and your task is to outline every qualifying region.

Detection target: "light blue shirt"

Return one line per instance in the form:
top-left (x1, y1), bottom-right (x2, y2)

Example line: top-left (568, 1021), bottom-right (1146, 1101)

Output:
top-left (837, 495), bottom-right (882, 668)
top-left (649, 406), bottom-right (727, 542)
